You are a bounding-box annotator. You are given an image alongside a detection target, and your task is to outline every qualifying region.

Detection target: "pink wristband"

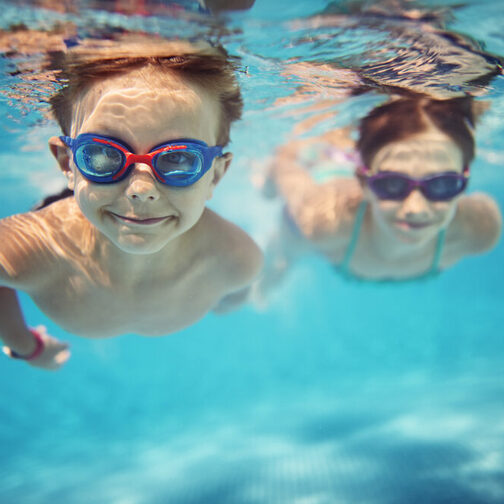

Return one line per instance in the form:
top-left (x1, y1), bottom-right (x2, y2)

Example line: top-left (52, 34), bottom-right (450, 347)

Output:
top-left (8, 329), bottom-right (45, 360)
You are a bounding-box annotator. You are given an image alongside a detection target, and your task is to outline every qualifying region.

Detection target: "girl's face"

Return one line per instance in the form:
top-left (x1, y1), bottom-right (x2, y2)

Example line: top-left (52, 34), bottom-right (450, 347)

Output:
top-left (364, 126), bottom-right (465, 244)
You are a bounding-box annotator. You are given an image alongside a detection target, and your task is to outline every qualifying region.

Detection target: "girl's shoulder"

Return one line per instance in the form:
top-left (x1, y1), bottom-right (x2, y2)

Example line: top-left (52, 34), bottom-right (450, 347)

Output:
top-left (447, 192), bottom-right (502, 255)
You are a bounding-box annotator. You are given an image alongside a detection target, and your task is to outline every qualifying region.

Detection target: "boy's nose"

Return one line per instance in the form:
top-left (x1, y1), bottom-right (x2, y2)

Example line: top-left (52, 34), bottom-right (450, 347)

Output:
top-left (125, 164), bottom-right (160, 202)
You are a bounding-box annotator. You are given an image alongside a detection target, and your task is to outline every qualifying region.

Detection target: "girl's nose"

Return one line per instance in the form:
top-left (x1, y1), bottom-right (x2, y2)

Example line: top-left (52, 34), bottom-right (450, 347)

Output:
top-left (400, 188), bottom-right (430, 217)
top-left (124, 164), bottom-right (160, 202)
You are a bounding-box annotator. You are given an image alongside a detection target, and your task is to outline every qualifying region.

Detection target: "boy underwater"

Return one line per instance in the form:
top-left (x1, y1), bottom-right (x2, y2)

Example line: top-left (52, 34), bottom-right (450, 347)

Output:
top-left (0, 38), bottom-right (263, 370)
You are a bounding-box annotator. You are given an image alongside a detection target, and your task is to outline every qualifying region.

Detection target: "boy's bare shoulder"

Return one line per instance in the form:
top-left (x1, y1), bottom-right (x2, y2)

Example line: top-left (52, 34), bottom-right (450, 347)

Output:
top-left (449, 192), bottom-right (502, 255)
top-left (0, 197), bottom-right (88, 288)
top-left (0, 209), bottom-right (52, 288)
top-left (200, 209), bottom-right (263, 289)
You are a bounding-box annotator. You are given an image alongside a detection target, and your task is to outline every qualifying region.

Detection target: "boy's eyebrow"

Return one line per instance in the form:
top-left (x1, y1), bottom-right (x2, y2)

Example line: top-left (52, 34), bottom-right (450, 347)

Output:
top-left (81, 131), bottom-right (136, 152)
top-left (76, 133), bottom-right (206, 152)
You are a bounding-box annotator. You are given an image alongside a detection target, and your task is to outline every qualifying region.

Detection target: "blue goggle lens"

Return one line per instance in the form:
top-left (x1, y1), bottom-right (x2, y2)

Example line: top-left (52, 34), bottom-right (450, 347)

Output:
top-left (154, 150), bottom-right (202, 177)
top-left (76, 144), bottom-right (124, 177)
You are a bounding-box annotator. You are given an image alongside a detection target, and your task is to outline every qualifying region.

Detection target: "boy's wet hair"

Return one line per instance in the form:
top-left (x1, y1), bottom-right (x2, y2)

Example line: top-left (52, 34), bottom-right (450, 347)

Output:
top-left (48, 37), bottom-right (243, 146)
top-left (357, 96), bottom-right (476, 167)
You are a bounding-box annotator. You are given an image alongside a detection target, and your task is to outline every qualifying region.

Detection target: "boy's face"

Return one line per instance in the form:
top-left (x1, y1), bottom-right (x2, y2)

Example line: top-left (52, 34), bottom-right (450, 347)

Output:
top-left (51, 70), bottom-right (230, 255)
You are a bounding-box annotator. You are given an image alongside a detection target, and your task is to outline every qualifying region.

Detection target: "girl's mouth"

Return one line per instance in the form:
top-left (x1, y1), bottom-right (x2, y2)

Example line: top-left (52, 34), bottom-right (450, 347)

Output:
top-left (395, 220), bottom-right (432, 230)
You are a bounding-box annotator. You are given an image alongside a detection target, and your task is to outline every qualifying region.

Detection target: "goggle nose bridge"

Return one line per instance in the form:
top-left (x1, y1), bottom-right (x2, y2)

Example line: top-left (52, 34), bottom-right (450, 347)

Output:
top-left (407, 180), bottom-right (429, 197)
top-left (123, 152), bottom-right (156, 169)
top-left (114, 153), bottom-right (163, 182)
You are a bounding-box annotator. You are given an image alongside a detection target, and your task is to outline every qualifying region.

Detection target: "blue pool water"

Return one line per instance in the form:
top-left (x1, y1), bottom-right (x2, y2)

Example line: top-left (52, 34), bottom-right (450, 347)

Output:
top-left (1, 1), bottom-right (504, 503)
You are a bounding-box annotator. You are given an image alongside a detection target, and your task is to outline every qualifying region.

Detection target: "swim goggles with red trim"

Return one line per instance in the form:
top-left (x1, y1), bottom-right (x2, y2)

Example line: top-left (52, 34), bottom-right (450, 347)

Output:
top-left (60, 134), bottom-right (223, 187)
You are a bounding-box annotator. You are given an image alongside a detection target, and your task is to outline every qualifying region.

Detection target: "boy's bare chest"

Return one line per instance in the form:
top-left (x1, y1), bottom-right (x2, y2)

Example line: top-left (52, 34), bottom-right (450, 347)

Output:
top-left (30, 266), bottom-right (219, 337)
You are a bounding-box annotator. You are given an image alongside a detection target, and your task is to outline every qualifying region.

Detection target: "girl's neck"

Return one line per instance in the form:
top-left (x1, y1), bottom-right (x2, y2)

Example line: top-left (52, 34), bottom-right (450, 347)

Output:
top-left (366, 214), bottom-right (437, 263)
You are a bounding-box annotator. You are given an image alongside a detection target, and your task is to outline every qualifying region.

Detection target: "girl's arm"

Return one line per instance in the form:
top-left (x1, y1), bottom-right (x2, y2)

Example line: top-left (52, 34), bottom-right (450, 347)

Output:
top-left (271, 142), bottom-right (363, 242)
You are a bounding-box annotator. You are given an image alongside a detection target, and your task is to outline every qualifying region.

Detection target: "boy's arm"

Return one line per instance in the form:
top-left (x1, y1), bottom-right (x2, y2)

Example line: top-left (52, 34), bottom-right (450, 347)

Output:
top-left (0, 286), bottom-right (39, 355)
top-left (213, 286), bottom-right (253, 314)
top-left (0, 215), bottom-right (71, 370)
top-left (212, 226), bottom-right (264, 314)
top-left (0, 287), bottom-right (70, 370)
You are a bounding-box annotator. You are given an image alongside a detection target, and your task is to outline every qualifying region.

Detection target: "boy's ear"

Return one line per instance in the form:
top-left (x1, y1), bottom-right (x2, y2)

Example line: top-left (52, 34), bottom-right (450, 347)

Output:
top-left (49, 136), bottom-right (75, 190)
top-left (207, 152), bottom-right (233, 199)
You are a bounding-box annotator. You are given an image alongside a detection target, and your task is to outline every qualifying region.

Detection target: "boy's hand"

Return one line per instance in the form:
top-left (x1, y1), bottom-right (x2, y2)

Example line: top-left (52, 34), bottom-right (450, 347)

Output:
top-left (3, 325), bottom-right (71, 371)
top-left (29, 326), bottom-right (71, 370)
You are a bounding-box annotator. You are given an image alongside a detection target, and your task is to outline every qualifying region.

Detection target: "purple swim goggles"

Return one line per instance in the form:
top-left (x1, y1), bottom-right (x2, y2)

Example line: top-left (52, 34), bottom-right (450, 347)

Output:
top-left (357, 166), bottom-right (469, 202)
top-left (60, 134), bottom-right (223, 187)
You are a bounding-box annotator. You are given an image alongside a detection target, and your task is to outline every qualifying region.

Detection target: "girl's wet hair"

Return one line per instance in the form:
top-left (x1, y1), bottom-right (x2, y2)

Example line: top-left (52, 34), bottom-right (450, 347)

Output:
top-left (357, 96), bottom-right (476, 167)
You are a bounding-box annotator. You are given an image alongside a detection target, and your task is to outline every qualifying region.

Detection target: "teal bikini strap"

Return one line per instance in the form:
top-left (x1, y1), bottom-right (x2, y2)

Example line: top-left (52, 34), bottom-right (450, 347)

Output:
top-left (431, 228), bottom-right (446, 273)
top-left (340, 201), bottom-right (445, 276)
top-left (341, 201), bottom-right (367, 274)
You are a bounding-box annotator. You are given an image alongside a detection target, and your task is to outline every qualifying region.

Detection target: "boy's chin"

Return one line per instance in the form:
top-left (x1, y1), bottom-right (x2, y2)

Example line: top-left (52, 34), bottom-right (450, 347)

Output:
top-left (112, 235), bottom-right (172, 255)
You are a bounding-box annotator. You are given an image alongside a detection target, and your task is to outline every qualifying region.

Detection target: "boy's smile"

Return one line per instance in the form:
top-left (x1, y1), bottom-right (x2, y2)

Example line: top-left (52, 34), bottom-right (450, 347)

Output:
top-left (52, 69), bottom-right (230, 255)
top-left (108, 212), bottom-right (175, 226)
